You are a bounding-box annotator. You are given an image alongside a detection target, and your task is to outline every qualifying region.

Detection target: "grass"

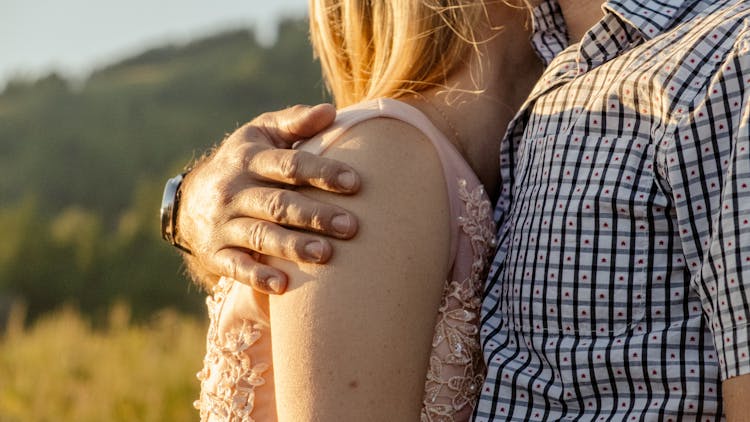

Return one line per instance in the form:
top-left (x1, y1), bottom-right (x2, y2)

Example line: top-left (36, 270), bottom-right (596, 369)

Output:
top-left (0, 303), bottom-right (206, 422)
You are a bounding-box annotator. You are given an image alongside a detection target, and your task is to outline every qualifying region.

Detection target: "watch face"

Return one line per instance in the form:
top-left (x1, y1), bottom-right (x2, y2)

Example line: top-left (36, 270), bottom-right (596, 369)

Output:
top-left (160, 174), bottom-right (183, 243)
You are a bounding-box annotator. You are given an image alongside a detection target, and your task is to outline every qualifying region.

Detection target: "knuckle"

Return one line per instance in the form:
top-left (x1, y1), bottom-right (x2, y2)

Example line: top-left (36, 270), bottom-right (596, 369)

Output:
top-left (264, 190), bottom-right (290, 222)
top-left (307, 206), bottom-right (327, 231)
top-left (227, 123), bottom-right (257, 146)
top-left (246, 221), bottom-right (271, 252)
top-left (216, 184), bottom-right (235, 208)
top-left (227, 123), bottom-right (275, 158)
top-left (235, 142), bottom-right (257, 172)
top-left (222, 253), bottom-right (242, 281)
top-left (278, 152), bottom-right (302, 181)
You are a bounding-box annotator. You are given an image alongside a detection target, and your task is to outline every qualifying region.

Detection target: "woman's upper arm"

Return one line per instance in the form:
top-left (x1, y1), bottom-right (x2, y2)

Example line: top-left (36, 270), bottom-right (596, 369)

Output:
top-left (267, 118), bottom-right (452, 421)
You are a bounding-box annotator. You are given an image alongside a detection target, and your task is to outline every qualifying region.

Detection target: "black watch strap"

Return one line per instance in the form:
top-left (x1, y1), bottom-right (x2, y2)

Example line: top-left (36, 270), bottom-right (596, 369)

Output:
top-left (160, 173), bottom-right (192, 254)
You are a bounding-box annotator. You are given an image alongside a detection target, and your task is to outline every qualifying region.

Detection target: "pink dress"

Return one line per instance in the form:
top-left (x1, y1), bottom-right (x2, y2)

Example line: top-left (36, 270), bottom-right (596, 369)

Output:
top-left (193, 98), bottom-right (496, 421)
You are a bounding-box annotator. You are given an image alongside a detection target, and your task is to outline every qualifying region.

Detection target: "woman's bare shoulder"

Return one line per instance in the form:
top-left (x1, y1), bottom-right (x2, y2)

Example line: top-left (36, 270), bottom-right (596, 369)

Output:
top-left (267, 116), bottom-right (454, 420)
top-left (322, 115), bottom-right (443, 182)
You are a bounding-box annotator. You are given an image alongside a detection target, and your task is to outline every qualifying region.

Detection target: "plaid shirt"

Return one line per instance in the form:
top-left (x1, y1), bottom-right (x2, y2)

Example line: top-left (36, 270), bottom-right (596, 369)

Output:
top-left (476, 0), bottom-right (750, 420)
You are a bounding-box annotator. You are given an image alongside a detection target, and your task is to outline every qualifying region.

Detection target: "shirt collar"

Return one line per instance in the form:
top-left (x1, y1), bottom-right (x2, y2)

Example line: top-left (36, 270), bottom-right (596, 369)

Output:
top-left (530, 0), bottom-right (698, 66)
top-left (530, 0), bottom-right (569, 66)
top-left (604, 0), bottom-right (697, 40)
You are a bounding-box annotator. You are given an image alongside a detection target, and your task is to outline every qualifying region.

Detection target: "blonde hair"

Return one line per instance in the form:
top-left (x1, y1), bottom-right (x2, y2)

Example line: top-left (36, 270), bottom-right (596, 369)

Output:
top-left (309, 0), bottom-right (494, 107)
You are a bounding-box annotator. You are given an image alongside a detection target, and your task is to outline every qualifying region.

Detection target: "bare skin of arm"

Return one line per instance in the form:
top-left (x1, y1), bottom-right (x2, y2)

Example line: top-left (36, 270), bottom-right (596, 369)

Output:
top-left (722, 374), bottom-right (750, 421)
top-left (177, 104), bottom-right (362, 293)
top-left (266, 118), bottom-right (452, 420)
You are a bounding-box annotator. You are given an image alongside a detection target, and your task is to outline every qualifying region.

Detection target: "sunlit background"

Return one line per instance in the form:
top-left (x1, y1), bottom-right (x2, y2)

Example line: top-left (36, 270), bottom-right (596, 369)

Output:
top-left (0, 1), bottom-right (327, 420)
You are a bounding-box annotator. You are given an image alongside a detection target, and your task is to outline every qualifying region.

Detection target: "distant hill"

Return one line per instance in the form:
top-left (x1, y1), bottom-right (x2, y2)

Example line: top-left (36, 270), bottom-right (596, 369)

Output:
top-left (0, 19), bottom-right (327, 321)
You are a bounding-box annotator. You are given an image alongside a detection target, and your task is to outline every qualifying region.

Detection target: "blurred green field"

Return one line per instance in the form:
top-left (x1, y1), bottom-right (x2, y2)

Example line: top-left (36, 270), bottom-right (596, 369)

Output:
top-left (0, 304), bottom-right (206, 422)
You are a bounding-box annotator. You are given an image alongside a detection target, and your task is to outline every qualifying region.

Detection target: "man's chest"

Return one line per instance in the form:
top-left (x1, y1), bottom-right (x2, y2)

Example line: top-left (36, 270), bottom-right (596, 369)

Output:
top-left (508, 0), bottom-right (749, 244)
top-left (491, 1), bottom-right (750, 335)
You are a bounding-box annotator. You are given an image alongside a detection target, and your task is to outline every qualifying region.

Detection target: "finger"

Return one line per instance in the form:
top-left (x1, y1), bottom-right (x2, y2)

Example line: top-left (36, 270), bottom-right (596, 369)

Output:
top-left (267, 104), bottom-right (337, 147)
top-left (211, 248), bottom-right (288, 294)
top-left (223, 104), bottom-right (335, 151)
top-left (231, 188), bottom-right (358, 239)
top-left (244, 147), bottom-right (361, 194)
top-left (223, 217), bottom-right (333, 263)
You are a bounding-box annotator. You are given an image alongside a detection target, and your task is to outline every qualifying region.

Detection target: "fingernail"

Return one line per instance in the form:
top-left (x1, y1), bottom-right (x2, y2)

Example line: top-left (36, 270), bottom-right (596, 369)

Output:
top-left (337, 171), bottom-right (356, 190)
top-left (332, 214), bottom-right (352, 236)
top-left (304, 241), bottom-right (325, 261)
top-left (268, 277), bottom-right (284, 294)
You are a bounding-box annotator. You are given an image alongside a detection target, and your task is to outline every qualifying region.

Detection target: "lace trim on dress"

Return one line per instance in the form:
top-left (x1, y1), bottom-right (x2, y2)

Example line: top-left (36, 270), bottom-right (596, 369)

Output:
top-left (421, 179), bottom-right (496, 422)
top-left (194, 278), bottom-right (269, 422)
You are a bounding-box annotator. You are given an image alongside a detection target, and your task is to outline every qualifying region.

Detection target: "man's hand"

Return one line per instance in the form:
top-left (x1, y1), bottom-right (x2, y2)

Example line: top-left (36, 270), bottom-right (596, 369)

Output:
top-left (178, 104), bottom-right (360, 294)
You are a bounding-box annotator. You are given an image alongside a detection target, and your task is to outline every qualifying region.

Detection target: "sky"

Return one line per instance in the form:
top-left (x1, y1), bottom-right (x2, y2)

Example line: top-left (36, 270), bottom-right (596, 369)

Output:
top-left (0, 0), bottom-right (308, 87)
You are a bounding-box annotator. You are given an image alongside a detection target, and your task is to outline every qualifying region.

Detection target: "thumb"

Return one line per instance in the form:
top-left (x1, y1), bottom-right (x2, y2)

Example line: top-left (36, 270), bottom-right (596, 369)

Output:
top-left (267, 103), bottom-right (337, 147)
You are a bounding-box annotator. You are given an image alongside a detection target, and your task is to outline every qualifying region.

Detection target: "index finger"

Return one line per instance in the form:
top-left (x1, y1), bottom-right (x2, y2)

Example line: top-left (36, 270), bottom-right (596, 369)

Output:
top-left (258, 104), bottom-right (337, 148)
top-left (245, 147), bottom-right (361, 194)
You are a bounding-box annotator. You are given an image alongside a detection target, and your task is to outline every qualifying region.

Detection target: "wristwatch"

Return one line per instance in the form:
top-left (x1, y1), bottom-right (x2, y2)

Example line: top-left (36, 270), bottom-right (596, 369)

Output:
top-left (160, 173), bottom-right (192, 254)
